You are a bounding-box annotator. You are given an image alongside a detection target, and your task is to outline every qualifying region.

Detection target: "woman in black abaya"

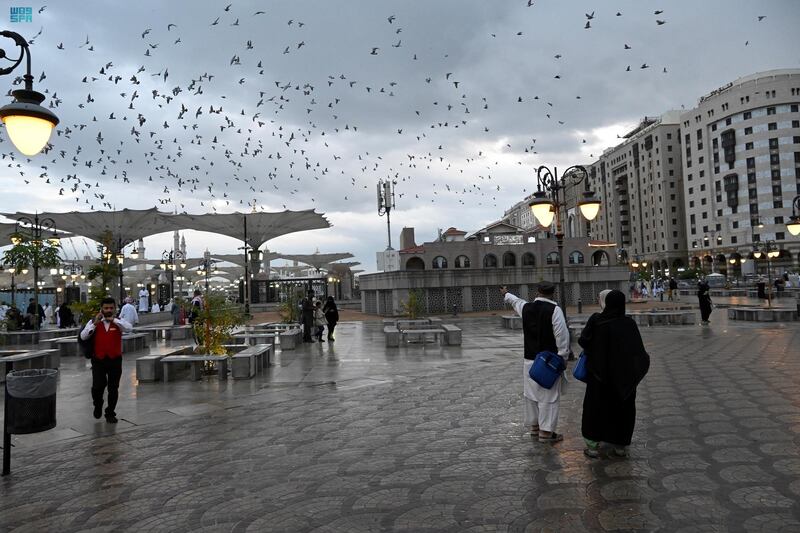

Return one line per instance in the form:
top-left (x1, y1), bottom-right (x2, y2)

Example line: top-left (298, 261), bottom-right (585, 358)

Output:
top-left (578, 290), bottom-right (650, 458)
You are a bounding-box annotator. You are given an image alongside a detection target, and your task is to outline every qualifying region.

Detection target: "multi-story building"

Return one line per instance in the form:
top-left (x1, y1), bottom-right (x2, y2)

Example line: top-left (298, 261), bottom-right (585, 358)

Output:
top-left (588, 111), bottom-right (688, 275)
top-left (680, 69), bottom-right (800, 276)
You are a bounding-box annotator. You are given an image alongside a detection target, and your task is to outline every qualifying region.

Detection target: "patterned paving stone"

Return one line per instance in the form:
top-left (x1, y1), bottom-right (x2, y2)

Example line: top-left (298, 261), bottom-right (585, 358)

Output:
top-left (0, 317), bottom-right (797, 532)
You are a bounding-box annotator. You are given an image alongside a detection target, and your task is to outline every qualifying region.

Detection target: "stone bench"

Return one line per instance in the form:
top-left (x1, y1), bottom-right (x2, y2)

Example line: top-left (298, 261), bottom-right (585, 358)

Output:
top-left (500, 315), bottom-right (523, 329)
top-left (261, 323), bottom-right (300, 331)
top-left (161, 354), bottom-right (229, 381)
top-left (232, 345), bottom-right (272, 379)
top-left (38, 327), bottom-right (79, 342)
top-left (728, 307), bottom-right (798, 322)
top-left (165, 325), bottom-right (194, 341)
top-left (231, 332), bottom-right (277, 347)
top-left (56, 332), bottom-right (150, 358)
top-left (0, 349), bottom-right (59, 381)
top-left (629, 311), bottom-right (696, 326)
top-left (278, 328), bottom-right (302, 350)
top-left (400, 328), bottom-right (444, 344)
top-left (441, 324), bottom-right (462, 345)
top-left (135, 345), bottom-right (194, 382)
top-left (0, 330), bottom-right (39, 345)
top-left (384, 326), bottom-right (400, 348)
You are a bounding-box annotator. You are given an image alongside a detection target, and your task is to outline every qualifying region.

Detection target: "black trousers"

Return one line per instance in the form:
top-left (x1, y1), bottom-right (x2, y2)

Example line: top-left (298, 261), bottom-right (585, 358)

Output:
top-left (327, 322), bottom-right (336, 339)
top-left (91, 357), bottom-right (122, 416)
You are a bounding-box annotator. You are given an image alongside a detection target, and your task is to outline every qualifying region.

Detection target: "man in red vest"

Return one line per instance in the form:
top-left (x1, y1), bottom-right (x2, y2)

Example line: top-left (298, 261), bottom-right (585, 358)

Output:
top-left (79, 297), bottom-right (133, 423)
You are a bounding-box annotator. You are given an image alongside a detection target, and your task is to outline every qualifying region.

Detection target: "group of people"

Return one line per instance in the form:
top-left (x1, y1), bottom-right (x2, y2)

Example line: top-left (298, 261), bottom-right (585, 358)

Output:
top-left (300, 291), bottom-right (339, 342)
top-left (630, 277), bottom-right (679, 301)
top-left (502, 282), bottom-right (650, 458)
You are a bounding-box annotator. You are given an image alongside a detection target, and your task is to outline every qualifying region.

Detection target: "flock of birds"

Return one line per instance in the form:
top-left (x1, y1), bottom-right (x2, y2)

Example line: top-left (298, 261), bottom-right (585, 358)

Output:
top-left (0, 3), bottom-right (773, 218)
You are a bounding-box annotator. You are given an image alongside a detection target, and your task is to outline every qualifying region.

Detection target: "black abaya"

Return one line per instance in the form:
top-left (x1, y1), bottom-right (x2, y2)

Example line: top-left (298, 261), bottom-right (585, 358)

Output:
top-left (578, 290), bottom-right (650, 446)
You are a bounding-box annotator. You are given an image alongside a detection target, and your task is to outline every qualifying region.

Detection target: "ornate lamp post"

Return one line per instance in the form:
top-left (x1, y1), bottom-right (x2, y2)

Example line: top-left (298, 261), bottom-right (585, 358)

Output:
top-left (99, 238), bottom-right (138, 302)
top-left (0, 30), bottom-right (59, 155)
top-left (529, 165), bottom-right (601, 316)
top-left (196, 258), bottom-right (218, 292)
top-left (0, 265), bottom-right (16, 305)
top-left (728, 256), bottom-right (746, 287)
top-left (160, 249), bottom-right (186, 299)
top-left (10, 213), bottom-right (60, 330)
top-left (787, 195), bottom-right (800, 236)
top-left (752, 240), bottom-right (779, 308)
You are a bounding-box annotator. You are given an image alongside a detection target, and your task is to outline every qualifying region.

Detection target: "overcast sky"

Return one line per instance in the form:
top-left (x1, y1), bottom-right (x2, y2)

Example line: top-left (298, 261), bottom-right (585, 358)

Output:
top-left (0, 0), bottom-right (798, 272)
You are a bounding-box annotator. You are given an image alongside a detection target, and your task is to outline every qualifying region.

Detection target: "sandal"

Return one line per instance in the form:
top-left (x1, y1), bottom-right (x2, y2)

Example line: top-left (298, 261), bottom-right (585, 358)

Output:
top-left (529, 425), bottom-right (540, 436)
top-left (583, 447), bottom-right (600, 458)
top-left (538, 432), bottom-right (564, 443)
top-left (612, 447), bottom-right (629, 458)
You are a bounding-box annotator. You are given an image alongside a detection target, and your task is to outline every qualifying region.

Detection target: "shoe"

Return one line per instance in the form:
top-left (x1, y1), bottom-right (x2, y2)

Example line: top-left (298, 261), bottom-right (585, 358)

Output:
top-left (529, 426), bottom-right (539, 436)
top-left (328, 337), bottom-right (334, 341)
top-left (93, 406), bottom-right (102, 419)
top-left (584, 447), bottom-right (600, 458)
top-left (538, 432), bottom-right (564, 443)
top-left (319, 338), bottom-right (325, 342)
top-left (105, 414), bottom-right (118, 424)
top-left (612, 447), bottom-right (629, 457)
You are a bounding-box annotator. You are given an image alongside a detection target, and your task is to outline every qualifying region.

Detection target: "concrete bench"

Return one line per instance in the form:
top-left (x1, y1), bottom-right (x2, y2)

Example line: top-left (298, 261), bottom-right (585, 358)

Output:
top-left (500, 315), bottom-right (523, 329)
top-left (629, 311), bottom-right (696, 326)
top-left (55, 337), bottom-right (81, 358)
top-left (135, 345), bottom-right (194, 382)
top-left (133, 326), bottom-right (162, 343)
top-left (262, 323), bottom-right (300, 331)
top-left (161, 354), bottom-right (228, 381)
top-left (165, 325), bottom-right (194, 341)
top-left (728, 307), bottom-right (798, 322)
top-left (384, 326), bottom-right (400, 347)
top-left (0, 349), bottom-right (59, 381)
top-left (400, 328), bottom-right (443, 344)
top-left (0, 331), bottom-right (39, 345)
top-left (231, 332), bottom-right (277, 347)
top-left (396, 319), bottom-right (431, 329)
top-left (441, 324), bottom-right (462, 345)
top-left (122, 333), bottom-right (150, 353)
top-left (38, 327), bottom-right (79, 342)
top-left (231, 345), bottom-right (272, 379)
top-left (278, 328), bottom-right (302, 350)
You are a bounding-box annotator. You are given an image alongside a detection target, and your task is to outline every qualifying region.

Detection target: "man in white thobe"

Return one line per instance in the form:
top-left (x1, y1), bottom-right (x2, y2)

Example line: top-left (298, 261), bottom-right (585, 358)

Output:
top-left (119, 297), bottom-right (139, 326)
top-left (501, 281), bottom-right (570, 443)
top-left (138, 288), bottom-right (149, 313)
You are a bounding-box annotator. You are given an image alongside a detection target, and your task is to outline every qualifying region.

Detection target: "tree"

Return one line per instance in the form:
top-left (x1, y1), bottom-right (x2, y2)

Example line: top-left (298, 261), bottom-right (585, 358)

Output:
top-left (2, 240), bottom-right (61, 273)
top-left (192, 292), bottom-right (246, 355)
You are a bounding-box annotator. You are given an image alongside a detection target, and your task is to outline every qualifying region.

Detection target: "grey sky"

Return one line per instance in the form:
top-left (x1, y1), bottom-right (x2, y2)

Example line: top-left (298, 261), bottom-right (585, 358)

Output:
top-left (0, 0), bottom-right (798, 271)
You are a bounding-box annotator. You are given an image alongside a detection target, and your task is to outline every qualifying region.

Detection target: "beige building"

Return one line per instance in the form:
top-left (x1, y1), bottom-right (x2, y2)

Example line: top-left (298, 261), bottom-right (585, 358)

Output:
top-left (587, 111), bottom-right (688, 275)
top-left (679, 69), bottom-right (800, 275)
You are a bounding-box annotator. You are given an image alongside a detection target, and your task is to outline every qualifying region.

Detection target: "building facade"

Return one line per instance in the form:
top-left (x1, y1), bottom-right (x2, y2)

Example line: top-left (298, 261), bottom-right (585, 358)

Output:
top-left (587, 111), bottom-right (688, 276)
top-left (678, 69), bottom-right (800, 276)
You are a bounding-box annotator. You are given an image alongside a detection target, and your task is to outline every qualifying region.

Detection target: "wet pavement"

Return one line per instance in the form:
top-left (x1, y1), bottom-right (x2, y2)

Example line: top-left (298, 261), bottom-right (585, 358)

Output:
top-left (0, 309), bottom-right (798, 532)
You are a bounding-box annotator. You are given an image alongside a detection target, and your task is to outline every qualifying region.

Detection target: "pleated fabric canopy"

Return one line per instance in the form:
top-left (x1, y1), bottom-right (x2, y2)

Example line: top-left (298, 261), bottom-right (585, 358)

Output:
top-left (1, 208), bottom-right (173, 248)
top-left (174, 209), bottom-right (331, 250)
top-left (211, 251), bottom-right (283, 267)
top-left (277, 252), bottom-right (355, 270)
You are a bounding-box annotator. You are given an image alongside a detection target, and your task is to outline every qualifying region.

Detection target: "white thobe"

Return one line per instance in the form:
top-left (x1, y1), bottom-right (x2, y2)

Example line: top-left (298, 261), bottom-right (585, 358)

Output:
top-left (119, 303), bottom-right (139, 325)
top-left (138, 289), bottom-right (149, 312)
top-left (504, 292), bottom-right (570, 404)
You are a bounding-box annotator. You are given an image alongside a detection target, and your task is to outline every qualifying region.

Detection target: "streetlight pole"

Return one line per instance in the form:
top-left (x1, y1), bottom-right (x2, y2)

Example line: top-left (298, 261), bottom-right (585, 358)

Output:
top-left (11, 213), bottom-right (60, 331)
top-left (529, 165), bottom-right (601, 317)
top-left (197, 258), bottom-right (218, 293)
top-left (753, 240), bottom-right (779, 308)
top-left (160, 249), bottom-right (185, 301)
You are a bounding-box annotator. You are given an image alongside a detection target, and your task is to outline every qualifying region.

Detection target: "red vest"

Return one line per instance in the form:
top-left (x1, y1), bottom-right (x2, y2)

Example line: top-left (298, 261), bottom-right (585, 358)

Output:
top-left (94, 321), bottom-right (123, 359)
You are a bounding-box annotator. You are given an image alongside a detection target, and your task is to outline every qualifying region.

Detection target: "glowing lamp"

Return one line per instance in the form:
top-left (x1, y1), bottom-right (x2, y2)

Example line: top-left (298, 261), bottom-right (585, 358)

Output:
top-left (529, 191), bottom-right (555, 227)
top-left (577, 191), bottom-right (601, 221)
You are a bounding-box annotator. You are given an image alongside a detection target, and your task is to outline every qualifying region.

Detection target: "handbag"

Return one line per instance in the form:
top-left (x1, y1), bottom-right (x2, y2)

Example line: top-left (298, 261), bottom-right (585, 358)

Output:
top-left (572, 351), bottom-right (588, 383)
top-left (529, 351), bottom-right (566, 389)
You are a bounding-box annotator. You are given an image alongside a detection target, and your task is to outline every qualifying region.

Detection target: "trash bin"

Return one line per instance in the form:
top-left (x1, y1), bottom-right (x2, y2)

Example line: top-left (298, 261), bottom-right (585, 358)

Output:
top-left (5, 369), bottom-right (58, 434)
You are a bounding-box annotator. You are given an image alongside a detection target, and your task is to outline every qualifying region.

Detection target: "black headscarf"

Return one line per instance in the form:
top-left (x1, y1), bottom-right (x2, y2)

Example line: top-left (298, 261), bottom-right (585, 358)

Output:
top-left (578, 290), bottom-right (649, 399)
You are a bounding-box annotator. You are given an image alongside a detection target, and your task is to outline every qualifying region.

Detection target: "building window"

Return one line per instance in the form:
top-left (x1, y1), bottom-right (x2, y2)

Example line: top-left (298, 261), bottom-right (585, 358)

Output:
top-left (743, 111), bottom-right (751, 120)
top-left (432, 256), bottom-right (448, 269)
top-left (776, 232), bottom-right (785, 240)
top-left (725, 117), bottom-right (731, 126)
top-left (568, 251), bottom-right (584, 265)
top-left (768, 122), bottom-right (777, 131)
top-left (521, 252), bottom-right (536, 267)
top-left (546, 252), bottom-right (559, 265)
top-left (502, 252), bottom-right (516, 268)
top-left (746, 157), bottom-right (755, 169)
top-left (792, 104), bottom-right (799, 112)
top-left (454, 255), bottom-right (470, 268)
top-left (746, 142), bottom-right (754, 150)
top-left (745, 127), bottom-right (753, 135)
top-left (483, 254), bottom-right (498, 268)
top-left (767, 106), bottom-right (776, 115)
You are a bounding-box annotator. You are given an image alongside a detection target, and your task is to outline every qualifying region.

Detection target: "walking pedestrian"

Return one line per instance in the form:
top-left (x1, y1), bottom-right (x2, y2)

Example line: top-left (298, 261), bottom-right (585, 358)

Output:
top-left (578, 290), bottom-right (650, 458)
top-left (79, 297), bottom-right (133, 423)
top-left (322, 296), bottom-right (339, 341)
top-left (313, 300), bottom-right (327, 341)
top-left (698, 278), bottom-right (713, 324)
top-left (501, 281), bottom-right (569, 443)
top-left (668, 277), bottom-right (677, 301)
top-left (44, 303), bottom-right (54, 325)
top-left (58, 300), bottom-right (75, 328)
top-left (138, 287), bottom-right (149, 313)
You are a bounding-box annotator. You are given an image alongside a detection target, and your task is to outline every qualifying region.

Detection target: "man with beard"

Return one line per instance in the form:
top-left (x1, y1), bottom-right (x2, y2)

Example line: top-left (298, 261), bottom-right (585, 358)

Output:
top-left (79, 297), bottom-right (133, 423)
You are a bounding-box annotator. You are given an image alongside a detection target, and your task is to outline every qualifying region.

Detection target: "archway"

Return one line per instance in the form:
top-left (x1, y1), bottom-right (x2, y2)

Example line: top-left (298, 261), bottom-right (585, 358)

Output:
top-left (522, 252), bottom-right (536, 267)
top-left (432, 256), bottom-right (448, 269)
top-left (405, 257), bottom-right (425, 270)
top-left (483, 254), bottom-right (498, 268)
top-left (591, 250), bottom-right (609, 266)
top-left (502, 252), bottom-right (516, 267)
top-left (546, 252), bottom-right (559, 265)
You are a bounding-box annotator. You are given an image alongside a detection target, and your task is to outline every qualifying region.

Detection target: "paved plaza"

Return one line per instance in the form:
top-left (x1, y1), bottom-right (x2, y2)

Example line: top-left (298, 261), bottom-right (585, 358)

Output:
top-left (0, 310), bottom-right (798, 532)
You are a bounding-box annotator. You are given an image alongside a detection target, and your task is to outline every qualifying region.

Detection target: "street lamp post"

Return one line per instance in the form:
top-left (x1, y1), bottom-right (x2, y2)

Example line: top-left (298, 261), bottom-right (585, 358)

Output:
top-left (728, 256), bottom-right (746, 286)
top-left (196, 258), bottom-right (218, 292)
top-left (0, 265), bottom-right (16, 306)
top-left (160, 249), bottom-right (186, 300)
top-left (0, 30), bottom-right (60, 155)
top-left (10, 213), bottom-right (60, 330)
top-left (529, 165), bottom-right (601, 317)
top-left (787, 195), bottom-right (800, 236)
top-left (99, 238), bottom-right (138, 302)
top-left (752, 240), bottom-right (779, 308)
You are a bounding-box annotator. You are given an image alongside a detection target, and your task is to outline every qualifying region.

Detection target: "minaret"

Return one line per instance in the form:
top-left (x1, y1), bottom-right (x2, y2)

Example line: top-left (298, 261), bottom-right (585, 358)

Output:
top-left (263, 248), bottom-right (271, 279)
top-left (173, 230), bottom-right (180, 254)
top-left (180, 235), bottom-right (186, 258)
top-left (137, 238), bottom-right (145, 271)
